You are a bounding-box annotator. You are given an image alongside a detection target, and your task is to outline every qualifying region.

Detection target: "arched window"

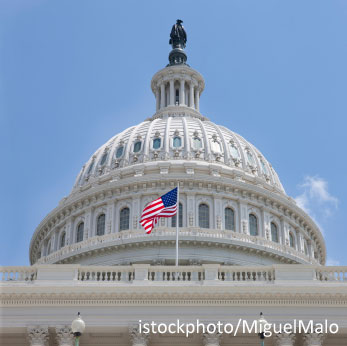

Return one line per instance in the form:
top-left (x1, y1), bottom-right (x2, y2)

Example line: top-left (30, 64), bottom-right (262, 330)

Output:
top-left (100, 152), bottom-right (108, 166)
top-left (116, 146), bottom-right (124, 158)
top-left (76, 222), bottom-right (84, 243)
top-left (175, 89), bottom-right (179, 104)
top-left (304, 240), bottom-right (309, 255)
top-left (133, 141), bottom-right (142, 153)
top-left (199, 204), bottom-right (210, 229)
top-left (96, 214), bottom-right (106, 236)
top-left (153, 138), bottom-right (161, 149)
top-left (193, 137), bottom-right (202, 150)
top-left (271, 222), bottom-right (279, 243)
top-left (120, 207), bottom-right (130, 231)
top-left (87, 160), bottom-right (94, 175)
top-left (47, 241), bottom-right (51, 255)
top-left (230, 144), bottom-right (240, 158)
top-left (173, 136), bottom-right (182, 148)
top-left (172, 203), bottom-right (183, 227)
top-left (225, 207), bottom-right (235, 231)
top-left (60, 232), bottom-right (66, 249)
top-left (249, 214), bottom-right (258, 236)
top-left (289, 232), bottom-right (295, 248)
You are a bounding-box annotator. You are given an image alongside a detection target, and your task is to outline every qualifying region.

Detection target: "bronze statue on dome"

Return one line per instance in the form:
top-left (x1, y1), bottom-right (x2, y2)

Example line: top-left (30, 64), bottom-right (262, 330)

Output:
top-left (169, 19), bottom-right (187, 49)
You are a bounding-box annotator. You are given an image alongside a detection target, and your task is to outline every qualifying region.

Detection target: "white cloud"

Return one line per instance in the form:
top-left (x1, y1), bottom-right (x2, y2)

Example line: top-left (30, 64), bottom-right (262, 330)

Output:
top-left (294, 176), bottom-right (338, 218)
top-left (326, 258), bottom-right (340, 266)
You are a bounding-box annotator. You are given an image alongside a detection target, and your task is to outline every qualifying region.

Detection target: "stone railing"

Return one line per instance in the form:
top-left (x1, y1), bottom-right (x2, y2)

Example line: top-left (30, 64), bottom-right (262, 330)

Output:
top-left (0, 266), bottom-right (37, 281)
top-left (36, 228), bottom-right (314, 265)
top-left (1, 264), bottom-right (346, 284)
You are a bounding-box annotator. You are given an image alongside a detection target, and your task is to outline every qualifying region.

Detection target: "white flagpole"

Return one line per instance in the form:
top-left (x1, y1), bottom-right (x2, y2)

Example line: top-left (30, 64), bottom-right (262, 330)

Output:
top-left (175, 183), bottom-right (179, 266)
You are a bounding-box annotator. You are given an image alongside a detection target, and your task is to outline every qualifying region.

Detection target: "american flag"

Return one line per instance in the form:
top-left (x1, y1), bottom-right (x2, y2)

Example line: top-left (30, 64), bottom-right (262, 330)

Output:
top-left (140, 187), bottom-right (178, 234)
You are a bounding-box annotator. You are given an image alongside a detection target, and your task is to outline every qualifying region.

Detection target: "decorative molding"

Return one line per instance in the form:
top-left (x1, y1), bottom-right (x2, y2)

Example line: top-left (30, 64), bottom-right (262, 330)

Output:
top-left (55, 326), bottom-right (74, 346)
top-left (275, 332), bottom-right (296, 346)
top-left (27, 326), bottom-right (49, 346)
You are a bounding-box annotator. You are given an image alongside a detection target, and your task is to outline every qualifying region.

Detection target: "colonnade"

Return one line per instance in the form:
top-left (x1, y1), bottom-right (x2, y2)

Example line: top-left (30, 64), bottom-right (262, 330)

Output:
top-left (155, 76), bottom-right (201, 111)
top-left (26, 326), bottom-right (326, 346)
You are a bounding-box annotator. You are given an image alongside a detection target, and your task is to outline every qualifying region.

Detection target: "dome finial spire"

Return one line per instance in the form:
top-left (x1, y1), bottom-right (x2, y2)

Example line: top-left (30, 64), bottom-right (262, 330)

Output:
top-left (168, 19), bottom-right (187, 65)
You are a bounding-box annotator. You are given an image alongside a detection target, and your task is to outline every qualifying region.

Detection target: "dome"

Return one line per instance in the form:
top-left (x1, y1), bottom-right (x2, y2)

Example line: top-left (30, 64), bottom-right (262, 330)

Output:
top-left (29, 28), bottom-right (326, 267)
top-left (73, 115), bottom-right (285, 195)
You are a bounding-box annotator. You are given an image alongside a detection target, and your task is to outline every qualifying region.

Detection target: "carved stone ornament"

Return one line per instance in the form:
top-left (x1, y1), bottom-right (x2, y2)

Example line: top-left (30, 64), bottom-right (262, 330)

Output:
top-left (303, 333), bottom-right (326, 346)
top-left (129, 325), bottom-right (149, 346)
top-left (275, 333), bottom-right (296, 346)
top-left (27, 326), bottom-right (49, 346)
top-left (55, 326), bottom-right (74, 346)
top-left (202, 332), bottom-right (221, 346)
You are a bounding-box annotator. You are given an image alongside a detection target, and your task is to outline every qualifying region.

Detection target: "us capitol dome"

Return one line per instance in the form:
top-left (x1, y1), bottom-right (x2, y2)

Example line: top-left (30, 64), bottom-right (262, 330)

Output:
top-left (29, 20), bottom-right (325, 268)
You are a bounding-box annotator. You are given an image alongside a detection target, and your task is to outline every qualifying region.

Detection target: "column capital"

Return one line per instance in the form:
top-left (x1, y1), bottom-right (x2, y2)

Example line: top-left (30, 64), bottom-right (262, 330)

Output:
top-left (275, 333), bottom-right (296, 346)
top-left (129, 325), bottom-right (149, 346)
top-left (55, 326), bottom-right (74, 346)
top-left (303, 333), bottom-right (325, 346)
top-left (27, 326), bottom-right (49, 346)
top-left (202, 332), bottom-right (221, 346)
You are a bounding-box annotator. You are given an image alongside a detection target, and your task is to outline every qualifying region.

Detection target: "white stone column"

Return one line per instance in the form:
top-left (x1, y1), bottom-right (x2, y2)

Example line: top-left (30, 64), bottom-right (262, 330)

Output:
top-left (275, 333), bottom-right (296, 346)
top-left (169, 79), bottom-right (175, 106)
top-left (189, 82), bottom-right (195, 108)
top-left (202, 332), bottom-right (221, 346)
top-left (195, 87), bottom-right (200, 111)
top-left (160, 83), bottom-right (165, 109)
top-left (55, 326), bottom-right (74, 346)
top-left (155, 87), bottom-right (160, 111)
top-left (296, 229), bottom-right (303, 252)
top-left (27, 326), bottom-right (49, 346)
top-left (130, 326), bottom-right (149, 346)
top-left (303, 333), bottom-right (325, 346)
top-left (179, 78), bottom-right (185, 106)
top-left (85, 208), bottom-right (92, 239)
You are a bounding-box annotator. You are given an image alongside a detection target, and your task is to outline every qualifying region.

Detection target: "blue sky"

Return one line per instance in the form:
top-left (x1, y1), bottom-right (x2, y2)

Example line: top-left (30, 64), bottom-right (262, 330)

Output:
top-left (1, 0), bottom-right (346, 266)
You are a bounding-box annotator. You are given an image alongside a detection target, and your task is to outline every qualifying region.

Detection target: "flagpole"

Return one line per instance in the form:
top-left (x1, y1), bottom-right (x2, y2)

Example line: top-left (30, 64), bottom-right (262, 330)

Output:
top-left (175, 182), bottom-right (179, 266)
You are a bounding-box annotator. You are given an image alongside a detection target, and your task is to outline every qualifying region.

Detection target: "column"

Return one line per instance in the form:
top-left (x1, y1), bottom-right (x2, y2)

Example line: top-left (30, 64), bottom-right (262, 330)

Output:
top-left (179, 79), bottom-right (185, 106)
top-left (106, 201), bottom-right (114, 234)
top-left (169, 79), bottom-right (175, 106)
top-left (55, 326), bottom-right (74, 346)
top-left (203, 332), bottom-right (221, 346)
top-left (85, 208), bottom-right (92, 239)
top-left (27, 326), bottom-right (49, 346)
top-left (303, 333), bottom-right (325, 346)
top-left (160, 83), bottom-right (165, 109)
top-left (130, 326), bottom-right (149, 346)
top-left (189, 82), bottom-right (195, 108)
top-left (275, 333), bottom-right (296, 346)
top-left (155, 87), bottom-right (160, 111)
top-left (296, 229), bottom-right (303, 252)
top-left (195, 87), bottom-right (200, 111)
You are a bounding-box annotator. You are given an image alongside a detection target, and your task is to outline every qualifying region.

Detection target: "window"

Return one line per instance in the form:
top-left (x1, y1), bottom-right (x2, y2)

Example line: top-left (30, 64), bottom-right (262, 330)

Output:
top-left (116, 146), bottom-right (124, 158)
top-left (173, 136), bottom-right (182, 148)
top-left (289, 232), bottom-right (295, 248)
top-left (87, 160), bottom-right (94, 174)
top-left (230, 144), bottom-right (240, 158)
top-left (193, 137), bottom-right (202, 149)
top-left (199, 204), bottom-right (210, 229)
top-left (76, 222), bottom-right (84, 243)
top-left (47, 241), bottom-right (51, 255)
top-left (271, 222), bottom-right (279, 243)
top-left (153, 138), bottom-right (161, 149)
top-left (100, 152), bottom-right (108, 166)
top-left (225, 208), bottom-right (235, 231)
top-left (249, 214), bottom-right (258, 236)
top-left (96, 214), bottom-right (106, 236)
top-left (247, 151), bottom-right (255, 165)
top-left (211, 140), bottom-right (221, 152)
top-left (120, 207), bottom-right (130, 231)
top-left (304, 240), bottom-right (309, 255)
top-left (133, 141), bottom-right (142, 153)
top-left (60, 232), bottom-right (66, 248)
top-left (172, 203), bottom-right (183, 227)
top-left (260, 160), bottom-right (268, 175)
top-left (175, 89), bottom-right (179, 104)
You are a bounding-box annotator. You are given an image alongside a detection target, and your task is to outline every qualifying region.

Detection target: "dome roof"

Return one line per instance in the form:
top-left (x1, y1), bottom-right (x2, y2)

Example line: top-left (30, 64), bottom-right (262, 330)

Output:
top-left (74, 113), bottom-right (285, 195)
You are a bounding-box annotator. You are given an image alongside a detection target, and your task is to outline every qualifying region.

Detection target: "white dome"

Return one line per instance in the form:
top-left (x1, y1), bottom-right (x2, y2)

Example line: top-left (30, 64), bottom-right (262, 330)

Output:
top-left (74, 114), bottom-right (285, 195)
top-left (29, 53), bottom-right (325, 267)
